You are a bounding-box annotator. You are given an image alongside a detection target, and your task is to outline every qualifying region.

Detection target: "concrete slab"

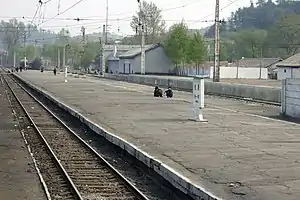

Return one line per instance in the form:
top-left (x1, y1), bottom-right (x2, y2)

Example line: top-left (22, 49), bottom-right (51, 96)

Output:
top-left (0, 75), bottom-right (45, 200)
top-left (130, 74), bottom-right (281, 88)
top-left (16, 71), bottom-right (300, 200)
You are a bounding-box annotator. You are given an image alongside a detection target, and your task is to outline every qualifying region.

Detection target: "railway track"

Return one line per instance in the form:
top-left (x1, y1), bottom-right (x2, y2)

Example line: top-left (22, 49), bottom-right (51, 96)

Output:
top-left (2, 73), bottom-right (148, 200)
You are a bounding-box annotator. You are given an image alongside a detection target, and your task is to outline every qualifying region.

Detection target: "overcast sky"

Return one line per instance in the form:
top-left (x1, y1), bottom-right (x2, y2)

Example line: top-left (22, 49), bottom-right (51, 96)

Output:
top-left (1, 0), bottom-right (254, 36)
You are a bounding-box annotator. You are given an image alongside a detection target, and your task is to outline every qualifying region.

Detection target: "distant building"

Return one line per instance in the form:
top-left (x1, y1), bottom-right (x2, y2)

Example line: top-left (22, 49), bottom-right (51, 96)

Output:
top-left (276, 53), bottom-right (300, 80)
top-left (108, 43), bottom-right (173, 74)
top-left (232, 57), bottom-right (282, 79)
top-left (180, 58), bottom-right (282, 79)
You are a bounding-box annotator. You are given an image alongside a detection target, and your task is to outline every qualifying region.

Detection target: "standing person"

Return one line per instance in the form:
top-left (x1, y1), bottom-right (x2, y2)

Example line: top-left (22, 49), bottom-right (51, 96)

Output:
top-left (53, 67), bottom-right (57, 75)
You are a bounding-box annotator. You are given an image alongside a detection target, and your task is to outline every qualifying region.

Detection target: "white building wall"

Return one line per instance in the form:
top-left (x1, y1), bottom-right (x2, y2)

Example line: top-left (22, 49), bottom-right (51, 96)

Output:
top-left (281, 78), bottom-right (300, 118)
top-left (277, 67), bottom-right (292, 80)
top-left (208, 66), bottom-right (268, 79)
top-left (292, 68), bottom-right (300, 79)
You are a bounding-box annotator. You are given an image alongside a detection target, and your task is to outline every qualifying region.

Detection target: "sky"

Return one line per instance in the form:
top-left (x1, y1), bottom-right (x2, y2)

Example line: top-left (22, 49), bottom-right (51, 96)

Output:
top-left (0, 0), bottom-right (255, 36)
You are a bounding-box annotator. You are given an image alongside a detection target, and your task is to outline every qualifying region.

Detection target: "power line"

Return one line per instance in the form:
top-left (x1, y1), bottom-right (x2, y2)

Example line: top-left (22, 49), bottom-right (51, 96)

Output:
top-left (38, 0), bottom-right (88, 26)
top-left (31, 2), bottom-right (41, 24)
top-left (189, 0), bottom-right (241, 25)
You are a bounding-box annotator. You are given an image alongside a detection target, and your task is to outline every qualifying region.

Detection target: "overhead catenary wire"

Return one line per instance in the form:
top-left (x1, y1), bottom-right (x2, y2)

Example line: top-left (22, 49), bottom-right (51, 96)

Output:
top-left (38, 0), bottom-right (88, 26)
top-left (189, 0), bottom-right (241, 25)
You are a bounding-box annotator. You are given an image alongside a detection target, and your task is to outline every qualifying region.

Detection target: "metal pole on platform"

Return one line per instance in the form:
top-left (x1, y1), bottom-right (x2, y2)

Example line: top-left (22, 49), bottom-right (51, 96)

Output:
top-left (57, 47), bottom-right (60, 72)
top-left (23, 33), bottom-right (27, 70)
top-left (102, 25), bottom-right (106, 76)
top-left (13, 51), bottom-right (16, 68)
top-left (63, 46), bottom-right (67, 82)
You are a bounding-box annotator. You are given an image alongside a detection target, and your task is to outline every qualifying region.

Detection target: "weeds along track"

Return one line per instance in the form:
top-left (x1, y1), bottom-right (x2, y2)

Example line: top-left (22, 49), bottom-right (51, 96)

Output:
top-left (2, 74), bottom-right (148, 200)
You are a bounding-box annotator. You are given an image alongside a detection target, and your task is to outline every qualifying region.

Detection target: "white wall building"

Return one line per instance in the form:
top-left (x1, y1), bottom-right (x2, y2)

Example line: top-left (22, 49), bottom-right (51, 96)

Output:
top-left (281, 78), bottom-right (300, 118)
top-left (276, 53), bottom-right (300, 80)
top-left (209, 66), bottom-right (268, 79)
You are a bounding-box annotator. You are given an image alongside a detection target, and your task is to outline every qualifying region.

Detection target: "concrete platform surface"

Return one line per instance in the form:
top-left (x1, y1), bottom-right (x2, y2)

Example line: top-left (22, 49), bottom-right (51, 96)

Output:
top-left (124, 74), bottom-right (281, 88)
top-left (17, 71), bottom-right (300, 200)
top-left (0, 75), bottom-right (45, 200)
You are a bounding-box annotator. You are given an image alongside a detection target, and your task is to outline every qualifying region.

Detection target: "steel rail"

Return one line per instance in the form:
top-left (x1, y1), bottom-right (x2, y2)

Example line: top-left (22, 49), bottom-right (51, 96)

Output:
top-left (7, 74), bottom-right (149, 200)
top-left (2, 74), bottom-right (84, 200)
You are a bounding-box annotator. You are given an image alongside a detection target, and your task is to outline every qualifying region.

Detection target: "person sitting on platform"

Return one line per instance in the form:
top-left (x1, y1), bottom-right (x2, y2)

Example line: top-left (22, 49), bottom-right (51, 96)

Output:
top-left (154, 86), bottom-right (163, 97)
top-left (165, 87), bottom-right (173, 98)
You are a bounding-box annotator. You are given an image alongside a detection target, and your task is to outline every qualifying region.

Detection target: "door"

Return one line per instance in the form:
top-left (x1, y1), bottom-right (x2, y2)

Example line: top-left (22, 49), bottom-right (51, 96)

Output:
top-left (128, 64), bottom-right (131, 74)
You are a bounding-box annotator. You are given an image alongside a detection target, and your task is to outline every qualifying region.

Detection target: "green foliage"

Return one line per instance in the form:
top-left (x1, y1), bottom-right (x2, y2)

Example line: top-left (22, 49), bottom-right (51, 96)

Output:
top-left (206, 0), bottom-right (300, 37)
top-left (267, 14), bottom-right (300, 55)
top-left (164, 22), bottom-right (189, 66)
top-left (165, 22), bottom-right (207, 68)
top-left (226, 29), bottom-right (267, 59)
top-left (130, 1), bottom-right (166, 44)
top-left (186, 32), bottom-right (207, 65)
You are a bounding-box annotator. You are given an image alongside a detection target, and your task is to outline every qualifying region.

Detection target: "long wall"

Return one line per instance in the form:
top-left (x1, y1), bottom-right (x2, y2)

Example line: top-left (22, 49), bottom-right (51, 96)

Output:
top-left (281, 78), bottom-right (300, 117)
top-left (210, 67), bottom-right (268, 79)
top-left (104, 74), bottom-right (281, 103)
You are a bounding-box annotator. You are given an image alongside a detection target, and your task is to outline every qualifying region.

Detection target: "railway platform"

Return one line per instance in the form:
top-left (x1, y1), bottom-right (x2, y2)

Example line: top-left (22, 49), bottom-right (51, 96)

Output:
top-left (15, 71), bottom-right (300, 200)
top-left (0, 74), bottom-right (45, 199)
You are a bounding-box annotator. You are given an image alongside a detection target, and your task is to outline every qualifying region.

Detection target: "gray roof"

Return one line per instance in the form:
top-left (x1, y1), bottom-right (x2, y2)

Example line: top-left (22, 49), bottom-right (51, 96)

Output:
top-left (118, 43), bottom-right (162, 59)
top-left (231, 58), bottom-right (282, 68)
top-left (104, 45), bottom-right (140, 51)
top-left (276, 53), bottom-right (300, 67)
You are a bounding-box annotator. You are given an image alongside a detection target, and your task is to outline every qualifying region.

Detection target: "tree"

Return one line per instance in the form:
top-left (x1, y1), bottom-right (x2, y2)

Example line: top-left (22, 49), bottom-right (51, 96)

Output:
top-left (186, 32), bottom-right (207, 66)
top-left (0, 19), bottom-right (26, 50)
top-left (164, 22), bottom-right (189, 74)
top-left (228, 29), bottom-right (267, 59)
top-left (267, 14), bottom-right (300, 56)
top-left (130, 1), bottom-right (166, 44)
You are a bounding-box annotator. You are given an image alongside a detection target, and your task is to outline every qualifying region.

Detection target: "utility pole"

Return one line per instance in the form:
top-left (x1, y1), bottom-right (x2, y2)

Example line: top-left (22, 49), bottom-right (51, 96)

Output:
top-left (102, 25), bottom-right (106, 76)
top-left (105, 0), bottom-right (108, 44)
top-left (34, 39), bottom-right (38, 58)
top-left (57, 47), bottom-right (60, 72)
top-left (81, 26), bottom-right (85, 72)
top-left (23, 32), bottom-right (27, 70)
top-left (138, 0), bottom-right (145, 75)
top-left (63, 45), bottom-right (67, 82)
top-left (13, 51), bottom-right (16, 68)
top-left (259, 47), bottom-right (263, 79)
top-left (213, 0), bottom-right (220, 82)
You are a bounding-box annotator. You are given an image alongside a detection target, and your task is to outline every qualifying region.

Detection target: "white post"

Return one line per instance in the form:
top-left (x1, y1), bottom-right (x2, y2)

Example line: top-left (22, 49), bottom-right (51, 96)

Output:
top-left (189, 75), bottom-right (208, 122)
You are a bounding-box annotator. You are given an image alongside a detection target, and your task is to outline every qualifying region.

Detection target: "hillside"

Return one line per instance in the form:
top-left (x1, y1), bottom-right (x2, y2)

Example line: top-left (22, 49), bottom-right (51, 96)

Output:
top-left (205, 0), bottom-right (300, 37)
top-left (203, 0), bottom-right (300, 60)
